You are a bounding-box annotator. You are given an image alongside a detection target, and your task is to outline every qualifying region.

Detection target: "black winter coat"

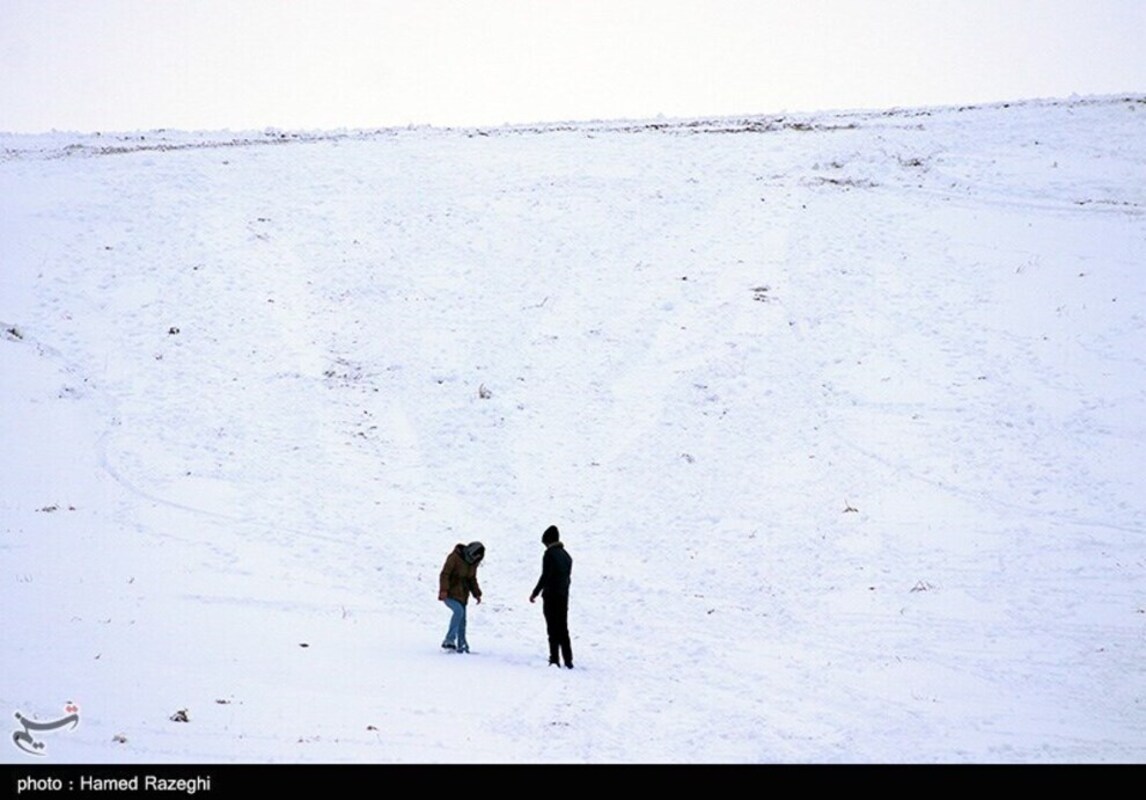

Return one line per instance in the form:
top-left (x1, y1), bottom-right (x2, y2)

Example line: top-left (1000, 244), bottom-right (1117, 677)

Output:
top-left (531, 542), bottom-right (572, 601)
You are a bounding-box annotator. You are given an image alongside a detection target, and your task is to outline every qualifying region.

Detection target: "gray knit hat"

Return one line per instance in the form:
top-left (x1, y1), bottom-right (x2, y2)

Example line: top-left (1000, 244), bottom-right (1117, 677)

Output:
top-left (462, 541), bottom-right (485, 564)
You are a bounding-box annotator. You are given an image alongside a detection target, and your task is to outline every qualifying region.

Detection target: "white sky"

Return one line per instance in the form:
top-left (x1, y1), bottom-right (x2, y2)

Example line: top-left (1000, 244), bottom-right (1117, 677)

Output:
top-left (2, 0), bottom-right (1144, 133)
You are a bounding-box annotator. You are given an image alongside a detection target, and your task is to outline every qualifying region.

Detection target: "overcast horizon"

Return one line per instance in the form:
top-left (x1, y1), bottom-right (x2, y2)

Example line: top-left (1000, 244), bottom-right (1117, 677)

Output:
top-left (2, 0), bottom-right (1144, 135)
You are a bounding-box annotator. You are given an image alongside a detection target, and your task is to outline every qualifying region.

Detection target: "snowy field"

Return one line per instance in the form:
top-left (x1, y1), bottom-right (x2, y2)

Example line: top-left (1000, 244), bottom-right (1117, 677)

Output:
top-left (2, 95), bottom-right (1144, 763)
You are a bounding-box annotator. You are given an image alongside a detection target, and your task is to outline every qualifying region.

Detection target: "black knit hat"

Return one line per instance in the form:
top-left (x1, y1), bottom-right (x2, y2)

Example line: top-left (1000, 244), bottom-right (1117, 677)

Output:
top-left (541, 525), bottom-right (560, 545)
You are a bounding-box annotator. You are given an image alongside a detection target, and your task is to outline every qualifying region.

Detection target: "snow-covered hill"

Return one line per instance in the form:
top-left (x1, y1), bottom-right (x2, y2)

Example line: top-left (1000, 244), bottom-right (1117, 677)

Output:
top-left (2, 95), bottom-right (1144, 763)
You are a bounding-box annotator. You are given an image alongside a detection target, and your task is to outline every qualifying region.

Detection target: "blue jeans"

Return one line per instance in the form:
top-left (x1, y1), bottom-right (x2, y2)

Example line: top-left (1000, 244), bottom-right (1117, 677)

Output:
top-left (443, 598), bottom-right (468, 652)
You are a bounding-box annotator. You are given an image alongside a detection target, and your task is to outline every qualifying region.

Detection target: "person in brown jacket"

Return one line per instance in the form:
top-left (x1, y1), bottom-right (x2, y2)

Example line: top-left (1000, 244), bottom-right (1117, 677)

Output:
top-left (439, 541), bottom-right (484, 653)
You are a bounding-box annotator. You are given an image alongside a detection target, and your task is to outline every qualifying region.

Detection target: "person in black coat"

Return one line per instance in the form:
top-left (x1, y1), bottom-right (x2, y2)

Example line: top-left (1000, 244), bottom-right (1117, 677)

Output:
top-left (529, 525), bottom-right (573, 668)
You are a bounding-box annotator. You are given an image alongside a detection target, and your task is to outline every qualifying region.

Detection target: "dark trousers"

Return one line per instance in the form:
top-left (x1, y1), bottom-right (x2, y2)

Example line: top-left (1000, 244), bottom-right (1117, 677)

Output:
top-left (543, 594), bottom-right (573, 666)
